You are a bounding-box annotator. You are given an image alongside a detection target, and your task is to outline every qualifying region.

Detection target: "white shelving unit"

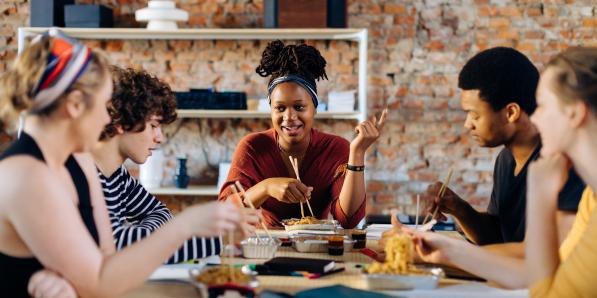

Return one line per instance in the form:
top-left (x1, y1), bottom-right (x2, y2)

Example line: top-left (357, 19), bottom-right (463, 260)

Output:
top-left (17, 27), bottom-right (369, 196)
top-left (147, 185), bottom-right (219, 196)
top-left (17, 27), bottom-right (368, 121)
top-left (177, 110), bottom-right (361, 119)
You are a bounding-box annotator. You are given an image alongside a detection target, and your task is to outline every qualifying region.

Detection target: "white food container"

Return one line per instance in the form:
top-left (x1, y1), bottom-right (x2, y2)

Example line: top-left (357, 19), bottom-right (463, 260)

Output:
top-left (240, 237), bottom-right (281, 259)
top-left (292, 236), bottom-right (356, 253)
top-left (364, 267), bottom-right (444, 290)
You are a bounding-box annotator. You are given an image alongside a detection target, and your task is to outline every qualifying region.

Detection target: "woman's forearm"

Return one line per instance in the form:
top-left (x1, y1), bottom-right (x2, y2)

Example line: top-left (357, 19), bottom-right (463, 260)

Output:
top-left (450, 242), bottom-right (528, 289)
top-left (243, 179), bottom-right (271, 208)
top-left (338, 150), bottom-right (366, 218)
top-left (526, 192), bottom-right (560, 286)
top-left (74, 215), bottom-right (192, 298)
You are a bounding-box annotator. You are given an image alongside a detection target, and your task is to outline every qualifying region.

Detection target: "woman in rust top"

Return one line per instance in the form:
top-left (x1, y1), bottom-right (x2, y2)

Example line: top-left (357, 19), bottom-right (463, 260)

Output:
top-left (219, 40), bottom-right (387, 228)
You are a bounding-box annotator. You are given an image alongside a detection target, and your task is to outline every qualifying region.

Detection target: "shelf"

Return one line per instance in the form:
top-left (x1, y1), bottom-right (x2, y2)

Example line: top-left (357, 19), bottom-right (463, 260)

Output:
top-left (176, 110), bottom-right (361, 119)
top-left (147, 185), bottom-right (219, 196)
top-left (18, 27), bottom-right (365, 41)
top-left (18, 27), bottom-right (368, 122)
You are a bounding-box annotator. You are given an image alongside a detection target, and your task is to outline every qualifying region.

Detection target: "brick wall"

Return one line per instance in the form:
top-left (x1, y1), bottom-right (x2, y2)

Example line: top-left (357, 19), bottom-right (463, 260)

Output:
top-left (1, 0), bottom-right (595, 214)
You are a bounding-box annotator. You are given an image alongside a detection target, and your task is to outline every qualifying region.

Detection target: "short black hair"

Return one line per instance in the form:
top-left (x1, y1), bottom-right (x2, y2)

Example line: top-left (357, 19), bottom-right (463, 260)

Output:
top-left (458, 47), bottom-right (539, 114)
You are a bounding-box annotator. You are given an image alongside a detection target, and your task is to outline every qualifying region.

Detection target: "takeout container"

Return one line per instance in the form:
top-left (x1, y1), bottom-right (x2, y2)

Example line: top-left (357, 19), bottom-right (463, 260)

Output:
top-left (189, 265), bottom-right (259, 297)
top-left (364, 267), bottom-right (444, 290)
top-left (292, 236), bottom-right (355, 253)
top-left (240, 236), bottom-right (281, 259)
top-left (282, 218), bottom-right (338, 231)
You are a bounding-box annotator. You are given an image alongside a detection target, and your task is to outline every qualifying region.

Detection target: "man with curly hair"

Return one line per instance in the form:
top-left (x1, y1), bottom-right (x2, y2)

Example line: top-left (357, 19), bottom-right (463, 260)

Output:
top-left (92, 66), bottom-right (222, 263)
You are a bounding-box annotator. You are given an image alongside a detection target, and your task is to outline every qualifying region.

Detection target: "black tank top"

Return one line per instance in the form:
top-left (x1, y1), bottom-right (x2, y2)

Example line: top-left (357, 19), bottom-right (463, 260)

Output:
top-left (0, 132), bottom-right (99, 297)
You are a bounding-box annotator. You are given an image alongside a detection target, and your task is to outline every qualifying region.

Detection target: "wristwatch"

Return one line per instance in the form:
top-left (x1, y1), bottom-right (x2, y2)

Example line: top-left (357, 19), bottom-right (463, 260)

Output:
top-left (346, 164), bottom-right (365, 172)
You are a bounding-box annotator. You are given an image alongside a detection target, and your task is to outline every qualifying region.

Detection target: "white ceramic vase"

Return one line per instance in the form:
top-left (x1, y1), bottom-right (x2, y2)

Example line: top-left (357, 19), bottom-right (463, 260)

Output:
top-left (139, 148), bottom-right (165, 189)
top-left (135, 0), bottom-right (189, 30)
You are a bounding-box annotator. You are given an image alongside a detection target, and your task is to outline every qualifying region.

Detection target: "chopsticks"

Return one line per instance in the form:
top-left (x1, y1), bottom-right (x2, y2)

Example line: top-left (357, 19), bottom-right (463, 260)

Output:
top-left (422, 168), bottom-right (454, 226)
top-left (233, 181), bottom-right (275, 243)
top-left (288, 155), bottom-right (315, 217)
top-left (229, 185), bottom-right (263, 243)
top-left (415, 194), bottom-right (420, 231)
top-left (227, 230), bottom-right (233, 276)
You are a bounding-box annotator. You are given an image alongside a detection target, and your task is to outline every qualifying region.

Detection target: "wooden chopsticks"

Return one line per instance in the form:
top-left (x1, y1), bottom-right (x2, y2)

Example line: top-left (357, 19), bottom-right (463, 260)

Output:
top-left (233, 181), bottom-right (275, 243)
top-left (422, 168), bottom-right (454, 225)
top-left (288, 155), bottom-right (315, 217)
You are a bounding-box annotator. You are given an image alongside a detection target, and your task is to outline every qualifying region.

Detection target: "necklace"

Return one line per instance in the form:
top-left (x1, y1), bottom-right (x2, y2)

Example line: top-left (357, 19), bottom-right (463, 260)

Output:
top-left (276, 133), bottom-right (310, 160)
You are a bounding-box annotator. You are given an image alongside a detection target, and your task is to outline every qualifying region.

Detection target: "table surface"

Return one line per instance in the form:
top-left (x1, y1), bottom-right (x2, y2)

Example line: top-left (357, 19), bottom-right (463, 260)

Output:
top-left (125, 232), bottom-right (528, 298)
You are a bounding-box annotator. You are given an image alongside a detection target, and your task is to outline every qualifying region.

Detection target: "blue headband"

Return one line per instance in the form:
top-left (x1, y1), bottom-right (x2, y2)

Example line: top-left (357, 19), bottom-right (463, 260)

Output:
top-left (267, 74), bottom-right (319, 108)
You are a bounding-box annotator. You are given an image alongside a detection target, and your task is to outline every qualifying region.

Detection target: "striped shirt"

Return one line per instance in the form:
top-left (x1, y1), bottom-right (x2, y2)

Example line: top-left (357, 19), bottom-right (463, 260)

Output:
top-left (98, 165), bottom-right (222, 264)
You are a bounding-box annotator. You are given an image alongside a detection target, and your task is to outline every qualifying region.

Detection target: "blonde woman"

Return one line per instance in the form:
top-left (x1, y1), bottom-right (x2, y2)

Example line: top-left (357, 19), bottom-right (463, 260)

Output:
top-left (0, 29), bottom-right (257, 297)
top-left (526, 47), bottom-right (597, 297)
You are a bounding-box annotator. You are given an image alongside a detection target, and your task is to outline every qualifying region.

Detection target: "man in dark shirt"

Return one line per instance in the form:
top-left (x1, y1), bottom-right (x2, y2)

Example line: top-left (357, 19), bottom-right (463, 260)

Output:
top-left (425, 47), bottom-right (584, 245)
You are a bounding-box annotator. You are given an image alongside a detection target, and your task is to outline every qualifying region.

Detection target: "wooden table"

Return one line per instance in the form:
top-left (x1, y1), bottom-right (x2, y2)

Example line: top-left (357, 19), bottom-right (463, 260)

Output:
top-left (126, 233), bottom-right (527, 298)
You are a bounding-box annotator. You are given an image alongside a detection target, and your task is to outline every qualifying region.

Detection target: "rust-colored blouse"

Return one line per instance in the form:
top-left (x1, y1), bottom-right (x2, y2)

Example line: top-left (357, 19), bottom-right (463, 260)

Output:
top-left (218, 128), bottom-right (365, 228)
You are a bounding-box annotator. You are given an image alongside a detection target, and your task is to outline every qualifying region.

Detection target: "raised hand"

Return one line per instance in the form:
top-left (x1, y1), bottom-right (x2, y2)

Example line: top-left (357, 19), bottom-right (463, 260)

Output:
top-left (527, 153), bottom-right (571, 209)
top-left (350, 108), bottom-right (388, 155)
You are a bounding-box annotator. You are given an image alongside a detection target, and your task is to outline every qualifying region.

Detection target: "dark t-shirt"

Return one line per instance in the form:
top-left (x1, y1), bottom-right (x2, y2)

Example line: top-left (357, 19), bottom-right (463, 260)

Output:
top-left (487, 145), bottom-right (585, 242)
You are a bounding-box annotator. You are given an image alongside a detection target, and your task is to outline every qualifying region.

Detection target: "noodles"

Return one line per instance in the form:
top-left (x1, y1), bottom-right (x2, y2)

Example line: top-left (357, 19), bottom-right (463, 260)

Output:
top-left (194, 266), bottom-right (251, 285)
top-left (367, 235), bottom-right (414, 274)
top-left (284, 216), bottom-right (322, 225)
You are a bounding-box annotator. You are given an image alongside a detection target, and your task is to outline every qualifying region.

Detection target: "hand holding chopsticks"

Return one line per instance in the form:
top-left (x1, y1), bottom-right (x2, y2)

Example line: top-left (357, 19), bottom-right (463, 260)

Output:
top-left (288, 155), bottom-right (315, 218)
top-left (422, 168), bottom-right (454, 227)
top-left (232, 181), bottom-right (275, 244)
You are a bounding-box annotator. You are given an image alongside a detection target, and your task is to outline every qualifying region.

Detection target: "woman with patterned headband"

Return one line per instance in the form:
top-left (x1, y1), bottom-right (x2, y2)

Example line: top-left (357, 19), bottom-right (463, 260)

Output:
top-left (219, 40), bottom-right (387, 228)
top-left (0, 29), bottom-right (258, 298)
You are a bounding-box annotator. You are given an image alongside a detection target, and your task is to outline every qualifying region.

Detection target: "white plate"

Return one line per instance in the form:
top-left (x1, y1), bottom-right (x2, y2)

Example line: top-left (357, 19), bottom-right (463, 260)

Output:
top-left (282, 218), bottom-right (338, 231)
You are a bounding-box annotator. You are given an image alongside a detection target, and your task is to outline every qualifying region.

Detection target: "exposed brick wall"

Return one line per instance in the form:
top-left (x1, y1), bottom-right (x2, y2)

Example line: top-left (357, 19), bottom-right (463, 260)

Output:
top-left (1, 0), bottom-right (596, 215)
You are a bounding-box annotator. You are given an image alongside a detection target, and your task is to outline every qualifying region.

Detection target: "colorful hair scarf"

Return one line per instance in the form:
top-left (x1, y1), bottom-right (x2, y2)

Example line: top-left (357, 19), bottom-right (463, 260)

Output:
top-left (31, 28), bottom-right (92, 113)
top-left (267, 74), bottom-right (319, 108)
top-left (17, 28), bottom-right (92, 138)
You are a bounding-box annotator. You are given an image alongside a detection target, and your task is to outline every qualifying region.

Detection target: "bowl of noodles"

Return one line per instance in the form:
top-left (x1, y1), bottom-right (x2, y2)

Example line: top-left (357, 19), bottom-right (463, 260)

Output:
top-left (282, 216), bottom-right (337, 231)
top-left (189, 265), bottom-right (259, 297)
top-left (364, 235), bottom-right (444, 290)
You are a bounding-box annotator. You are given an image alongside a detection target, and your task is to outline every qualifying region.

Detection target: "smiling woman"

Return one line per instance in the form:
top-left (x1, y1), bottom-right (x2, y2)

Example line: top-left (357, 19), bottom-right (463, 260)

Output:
top-left (218, 40), bottom-right (387, 228)
top-left (0, 29), bottom-right (257, 298)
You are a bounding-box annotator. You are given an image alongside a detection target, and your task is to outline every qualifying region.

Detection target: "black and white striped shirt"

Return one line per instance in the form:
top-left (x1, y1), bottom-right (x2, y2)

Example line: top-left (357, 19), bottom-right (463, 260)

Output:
top-left (98, 165), bottom-right (222, 264)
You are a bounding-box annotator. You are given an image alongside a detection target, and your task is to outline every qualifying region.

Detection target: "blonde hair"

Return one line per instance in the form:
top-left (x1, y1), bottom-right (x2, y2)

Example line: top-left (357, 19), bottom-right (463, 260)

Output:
top-left (0, 36), bottom-right (110, 128)
top-left (547, 47), bottom-right (597, 115)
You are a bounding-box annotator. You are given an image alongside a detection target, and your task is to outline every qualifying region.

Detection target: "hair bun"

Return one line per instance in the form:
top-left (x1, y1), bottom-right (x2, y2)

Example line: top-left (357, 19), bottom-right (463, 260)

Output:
top-left (256, 40), bottom-right (286, 78)
top-left (256, 40), bottom-right (328, 82)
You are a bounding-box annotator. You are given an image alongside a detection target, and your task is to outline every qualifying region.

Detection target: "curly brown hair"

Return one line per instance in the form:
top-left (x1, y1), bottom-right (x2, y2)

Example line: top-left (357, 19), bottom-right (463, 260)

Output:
top-left (100, 66), bottom-right (177, 140)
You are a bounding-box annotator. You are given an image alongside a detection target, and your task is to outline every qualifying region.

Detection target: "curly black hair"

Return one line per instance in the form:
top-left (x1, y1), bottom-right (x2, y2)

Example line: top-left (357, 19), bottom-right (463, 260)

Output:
top-left (458, 47), bottom-right (539, 114)
top-left (100, 66), bottom-right (177, 140)
top-left (256, 40), bottom-right (328, 87)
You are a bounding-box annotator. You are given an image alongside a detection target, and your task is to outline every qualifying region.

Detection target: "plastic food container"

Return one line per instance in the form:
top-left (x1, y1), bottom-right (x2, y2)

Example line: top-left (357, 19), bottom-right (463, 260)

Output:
top-left (364, 267), bottom-right (444, 290)
top-left (240, 237), bottom-right (281, 259)
top-left (282, 218), bottom-right (338, 231)
top-left (293, 236), bottom-right (356, 253)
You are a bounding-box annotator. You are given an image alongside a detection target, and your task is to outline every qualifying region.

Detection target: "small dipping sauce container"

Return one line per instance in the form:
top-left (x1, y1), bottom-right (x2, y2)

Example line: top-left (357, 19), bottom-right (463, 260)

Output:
top-left (350, 229), bottom-right (367, 249)
top-left (327, 236), bottom-right (344, 256)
